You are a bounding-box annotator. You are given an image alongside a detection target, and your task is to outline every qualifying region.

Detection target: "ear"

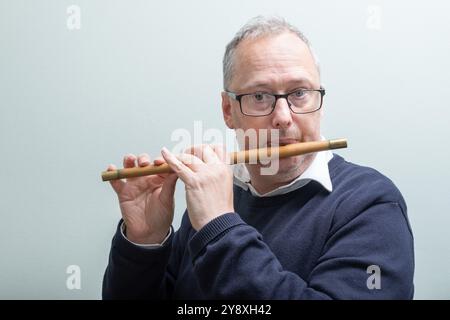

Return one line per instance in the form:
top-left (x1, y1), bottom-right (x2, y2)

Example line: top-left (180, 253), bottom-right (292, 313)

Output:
top-left (221, 91), bottom-right (235, 129)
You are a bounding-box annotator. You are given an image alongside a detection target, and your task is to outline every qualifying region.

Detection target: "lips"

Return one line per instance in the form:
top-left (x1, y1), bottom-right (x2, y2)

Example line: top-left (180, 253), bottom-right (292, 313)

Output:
top-left (267, 139), bottom-right (300, 147)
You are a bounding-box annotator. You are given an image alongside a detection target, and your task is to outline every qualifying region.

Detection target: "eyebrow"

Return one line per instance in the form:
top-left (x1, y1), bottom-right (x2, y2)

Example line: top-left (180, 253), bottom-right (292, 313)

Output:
top-left (240, 78), bottom-right (314, 92)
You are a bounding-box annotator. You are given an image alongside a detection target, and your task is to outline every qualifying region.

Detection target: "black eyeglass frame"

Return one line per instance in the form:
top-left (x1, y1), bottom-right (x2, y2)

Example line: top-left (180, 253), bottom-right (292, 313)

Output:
top-left (225, 88), bottom-right (326, 117)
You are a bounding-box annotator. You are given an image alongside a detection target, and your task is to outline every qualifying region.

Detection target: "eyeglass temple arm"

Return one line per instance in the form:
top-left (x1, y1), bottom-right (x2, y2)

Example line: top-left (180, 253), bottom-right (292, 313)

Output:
top-left (224, 91), bottom-right (237, 100)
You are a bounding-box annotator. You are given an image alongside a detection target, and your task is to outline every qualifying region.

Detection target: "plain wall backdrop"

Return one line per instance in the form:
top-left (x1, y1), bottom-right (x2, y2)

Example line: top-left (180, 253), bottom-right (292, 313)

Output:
top-left (0, 0), bottom-right (449, 299)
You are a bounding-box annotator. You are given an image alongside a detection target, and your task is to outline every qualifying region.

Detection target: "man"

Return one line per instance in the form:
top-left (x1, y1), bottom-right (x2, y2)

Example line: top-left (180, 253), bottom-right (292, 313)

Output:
top-left (102, 16), bottom-right (414, 299)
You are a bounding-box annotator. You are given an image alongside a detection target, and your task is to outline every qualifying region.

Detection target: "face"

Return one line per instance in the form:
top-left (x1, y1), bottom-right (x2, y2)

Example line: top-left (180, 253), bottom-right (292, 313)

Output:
top-left (222, 31), bottom-right (323, 181)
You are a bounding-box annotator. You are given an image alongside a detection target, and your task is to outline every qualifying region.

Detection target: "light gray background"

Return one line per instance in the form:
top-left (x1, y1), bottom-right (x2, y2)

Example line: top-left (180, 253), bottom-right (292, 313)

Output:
top-left (0, 0), bottom-right (449, 299)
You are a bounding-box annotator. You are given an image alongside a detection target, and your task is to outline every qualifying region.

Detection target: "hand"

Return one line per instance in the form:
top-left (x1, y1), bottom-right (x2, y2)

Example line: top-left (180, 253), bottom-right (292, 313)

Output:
top-left (106, 153), bottom-right (178, 244)
top-left (161, 144), bottom-right (234, 231)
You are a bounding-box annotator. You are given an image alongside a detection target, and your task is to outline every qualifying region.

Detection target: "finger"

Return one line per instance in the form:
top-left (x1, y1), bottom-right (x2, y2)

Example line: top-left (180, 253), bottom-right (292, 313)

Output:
top-left (153, 156), bottom-right (166, 166)
top-left (177, 152), bottom-right (205, 169)
top-left (138, 153), bottom-right (151, 167)
top-left (161, 147), bottom-right (194, 183)
top-left (184, 145), bottom-right (204, 161)
top-left (185, 145), bottom-right (217, 164)
top-left (152, 155), bottom-right (168, 177)
top-left (211, 144), bottom-right (228, 163)
top-left (154, 156), bottom-right (169, 179)
top-left (123, 154), bottom-right (137, 168)
top-left (202, 145), bottom-right (221, 164)
top-left (107, 164), bottom-right (125, 193)
top-left (159, 173), bottom-right (178, 207)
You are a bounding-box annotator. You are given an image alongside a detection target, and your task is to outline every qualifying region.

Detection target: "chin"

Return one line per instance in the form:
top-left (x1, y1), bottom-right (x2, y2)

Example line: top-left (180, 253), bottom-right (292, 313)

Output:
top-left (278, 156), bottom-right (306, 174)
top-left (258, 155), bottom-right (307, 177)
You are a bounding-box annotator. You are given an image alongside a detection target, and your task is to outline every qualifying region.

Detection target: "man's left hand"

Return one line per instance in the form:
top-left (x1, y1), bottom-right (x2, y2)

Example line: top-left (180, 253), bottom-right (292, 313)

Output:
top-left (161, 144), bottom-right (234, 231)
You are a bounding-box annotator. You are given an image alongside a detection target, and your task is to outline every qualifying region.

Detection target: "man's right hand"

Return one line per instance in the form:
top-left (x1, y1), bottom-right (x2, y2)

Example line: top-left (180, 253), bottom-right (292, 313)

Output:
top-left (106, 153), bottom-right (178, 244)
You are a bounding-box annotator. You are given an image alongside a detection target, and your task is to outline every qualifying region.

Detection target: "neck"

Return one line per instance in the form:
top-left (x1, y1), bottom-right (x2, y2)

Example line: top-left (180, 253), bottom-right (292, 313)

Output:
top-left (246, 153), bottom-right (316, 195)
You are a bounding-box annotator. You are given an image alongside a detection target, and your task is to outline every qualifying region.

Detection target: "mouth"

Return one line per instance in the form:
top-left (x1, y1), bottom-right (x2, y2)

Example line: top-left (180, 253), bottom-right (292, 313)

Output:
top-left (266, 139), bottom-right (300, 147)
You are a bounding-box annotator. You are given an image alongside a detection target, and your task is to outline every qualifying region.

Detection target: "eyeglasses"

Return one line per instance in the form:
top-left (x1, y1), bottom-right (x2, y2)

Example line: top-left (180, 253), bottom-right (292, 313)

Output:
top-left (225, 88), bottom-right (325, 117)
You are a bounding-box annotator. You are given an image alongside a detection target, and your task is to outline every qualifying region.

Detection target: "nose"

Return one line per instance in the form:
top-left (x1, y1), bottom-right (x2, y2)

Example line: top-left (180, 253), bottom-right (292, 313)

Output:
top-left (271, 97), bottom-right (293, 129)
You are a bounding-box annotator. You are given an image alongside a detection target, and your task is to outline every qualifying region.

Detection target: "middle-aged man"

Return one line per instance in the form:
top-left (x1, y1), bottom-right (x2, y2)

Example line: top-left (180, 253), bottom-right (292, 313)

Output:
top-left (102, 16), bottom-right (414, 299)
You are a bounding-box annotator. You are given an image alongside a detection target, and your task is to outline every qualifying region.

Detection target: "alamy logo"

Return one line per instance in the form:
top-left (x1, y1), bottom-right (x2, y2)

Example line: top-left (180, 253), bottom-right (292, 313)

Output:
top-left (66, 265), bottom-right (81, 290)
top-left (66, 5), bottom-right (81, 30)
top-left (366, 5), bottom-right (382, 30)
top-left (366, 265), bottom-right (381, 290)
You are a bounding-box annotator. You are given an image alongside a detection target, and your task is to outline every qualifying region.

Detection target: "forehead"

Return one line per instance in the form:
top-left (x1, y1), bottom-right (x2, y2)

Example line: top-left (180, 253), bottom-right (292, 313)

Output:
top-left (231, 32), bottom-right (319, 91)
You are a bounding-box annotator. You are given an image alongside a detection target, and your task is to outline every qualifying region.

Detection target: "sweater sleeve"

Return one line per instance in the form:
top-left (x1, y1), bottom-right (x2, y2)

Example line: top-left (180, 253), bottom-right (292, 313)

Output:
top-left (102, 220), bottom-right (180, 299)
top-left (188, 203), bottom-right (414, 299)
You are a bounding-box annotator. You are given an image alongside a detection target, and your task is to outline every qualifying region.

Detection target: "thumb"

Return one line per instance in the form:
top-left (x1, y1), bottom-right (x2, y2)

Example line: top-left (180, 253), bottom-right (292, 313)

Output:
top-left (107, 164), bottom-right (125, 194)
top-left (159, 173), bottom-right (178, 206)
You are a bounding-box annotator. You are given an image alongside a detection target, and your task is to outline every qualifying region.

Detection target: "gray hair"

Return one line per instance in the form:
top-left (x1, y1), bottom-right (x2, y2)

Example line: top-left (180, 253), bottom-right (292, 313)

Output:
top-left (223, 15), bottom-right (320, 90)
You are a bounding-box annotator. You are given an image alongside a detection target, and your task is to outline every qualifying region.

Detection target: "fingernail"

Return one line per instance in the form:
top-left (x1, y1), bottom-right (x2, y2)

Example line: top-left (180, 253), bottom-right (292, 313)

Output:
top-left (161, 147), bottom-right (168, 154)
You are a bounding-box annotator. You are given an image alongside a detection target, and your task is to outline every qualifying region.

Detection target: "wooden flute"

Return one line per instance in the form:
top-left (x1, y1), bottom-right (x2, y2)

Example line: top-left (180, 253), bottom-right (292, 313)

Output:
top-left (101, 138), bottom-right (347, 182)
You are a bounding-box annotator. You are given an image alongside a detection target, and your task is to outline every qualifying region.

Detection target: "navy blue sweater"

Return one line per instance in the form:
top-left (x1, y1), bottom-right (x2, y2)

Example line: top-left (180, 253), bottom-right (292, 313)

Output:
top-left (102, 154), bottom-right (414, 299)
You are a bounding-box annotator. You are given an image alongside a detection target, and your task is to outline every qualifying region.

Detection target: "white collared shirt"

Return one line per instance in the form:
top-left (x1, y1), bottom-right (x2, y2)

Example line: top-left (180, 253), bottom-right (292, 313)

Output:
top-left (233, 142), bottom-right (333, 197)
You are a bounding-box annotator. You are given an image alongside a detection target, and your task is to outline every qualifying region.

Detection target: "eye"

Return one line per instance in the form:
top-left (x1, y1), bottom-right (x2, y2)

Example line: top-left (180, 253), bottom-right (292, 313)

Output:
top-left (253, 93), bottom-right (265, 101)
top-left (293, 90), bottom-right (305, 98)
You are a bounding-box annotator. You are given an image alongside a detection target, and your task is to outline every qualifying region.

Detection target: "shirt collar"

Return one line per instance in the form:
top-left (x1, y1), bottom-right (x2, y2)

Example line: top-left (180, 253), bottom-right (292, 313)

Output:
top-left (233, 137), bottom-right (333, 197)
